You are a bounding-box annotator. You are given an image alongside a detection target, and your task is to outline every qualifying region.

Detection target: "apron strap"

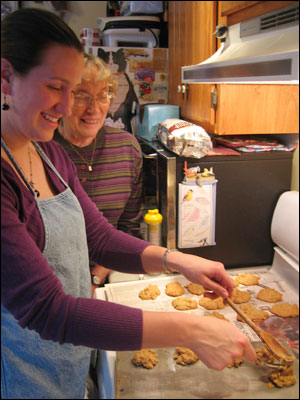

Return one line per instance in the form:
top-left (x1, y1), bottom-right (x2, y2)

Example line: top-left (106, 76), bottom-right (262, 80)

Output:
top-left (1, 138), bottom-right (70, 195)
top-left (32, 142), bottom-right (69, 189)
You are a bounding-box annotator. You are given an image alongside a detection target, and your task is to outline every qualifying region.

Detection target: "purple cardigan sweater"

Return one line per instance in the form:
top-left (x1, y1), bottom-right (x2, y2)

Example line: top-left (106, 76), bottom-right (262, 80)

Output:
top-left (1, 140), bottom-right (151, 351)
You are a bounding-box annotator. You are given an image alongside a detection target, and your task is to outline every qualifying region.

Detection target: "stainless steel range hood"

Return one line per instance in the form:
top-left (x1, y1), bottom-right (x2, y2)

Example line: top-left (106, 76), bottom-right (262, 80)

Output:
top-left (182, 4), bottom-right (299, 84)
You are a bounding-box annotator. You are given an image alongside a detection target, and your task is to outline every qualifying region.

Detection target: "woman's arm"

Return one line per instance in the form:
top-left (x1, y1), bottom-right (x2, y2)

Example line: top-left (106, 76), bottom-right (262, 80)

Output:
top-left (142, 310), bottom-right (257, 371)
top-left (140, 246), bottom-right (257, 370)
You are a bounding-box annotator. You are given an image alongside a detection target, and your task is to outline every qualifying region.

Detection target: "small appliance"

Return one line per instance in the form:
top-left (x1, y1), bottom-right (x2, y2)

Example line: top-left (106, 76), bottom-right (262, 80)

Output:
top-left (97, 16), bottom-right (161, 48)
top-left (136, 104), bottom-right (179, 142)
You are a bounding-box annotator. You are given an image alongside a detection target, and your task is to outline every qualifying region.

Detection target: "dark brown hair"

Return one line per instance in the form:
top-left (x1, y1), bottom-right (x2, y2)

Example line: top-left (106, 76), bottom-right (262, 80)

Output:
top-left (1, 8), bottom-right (83, 76)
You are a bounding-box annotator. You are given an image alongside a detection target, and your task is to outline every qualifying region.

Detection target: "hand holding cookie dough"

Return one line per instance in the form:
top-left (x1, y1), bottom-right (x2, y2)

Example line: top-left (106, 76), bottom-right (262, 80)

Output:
top-left (140, 246), bottom-right (257, 371)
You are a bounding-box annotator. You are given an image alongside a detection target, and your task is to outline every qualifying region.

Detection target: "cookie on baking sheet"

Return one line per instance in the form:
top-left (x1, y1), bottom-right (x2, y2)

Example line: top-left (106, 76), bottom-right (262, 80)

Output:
top-left (185, 282), bottom-right (205, 295)
top-left (231, 288), bottom-right (251, 304)
top-left (139, 284), bottom-right (161, 300)
top-left (173, 347), bottom-right (199, 366)
top-left (255, 345), bottom-right (276, 366)
top-left (172, 297), bottom-right (198, 311)
top-left (199, 296), bottom-right (226, 310)
top-left (268, 363), bottom-right (296, 389)
top-left (227, 358), bottom-right (244, 368)
top-left (204, 312), bottom-right (230, 322)
top-left (233, 279), bottom-right (240, 287)
top-left (257, 288), bottom-right (283, 303)
top-left (131, 349), bottom-right (159, 369)
top-left (165, 281), bottom-right (185, 297)
top-left (235, 273), bottom-right (260, 286)
top-left (256, 346), bottom-right (297, 388)
top-left (270, 303), bottom-right (299, 317)
top-left (237, 304), bottom-right (269, 322)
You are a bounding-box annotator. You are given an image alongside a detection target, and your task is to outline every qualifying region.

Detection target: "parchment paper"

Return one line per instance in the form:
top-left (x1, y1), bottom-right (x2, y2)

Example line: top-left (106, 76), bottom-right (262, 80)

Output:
top-left (105, 268), bottom-right (299, 344)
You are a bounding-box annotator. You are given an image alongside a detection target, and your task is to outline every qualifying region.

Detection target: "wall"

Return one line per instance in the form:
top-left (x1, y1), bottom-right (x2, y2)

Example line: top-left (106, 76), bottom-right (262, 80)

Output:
top-left (22, 1), bottom-right (107, 37)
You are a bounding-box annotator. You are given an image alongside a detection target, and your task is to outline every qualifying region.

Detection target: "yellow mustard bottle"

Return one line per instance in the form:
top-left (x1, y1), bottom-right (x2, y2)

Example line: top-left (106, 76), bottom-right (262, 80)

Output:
top-left (144, 209), bottom-right (163, 245)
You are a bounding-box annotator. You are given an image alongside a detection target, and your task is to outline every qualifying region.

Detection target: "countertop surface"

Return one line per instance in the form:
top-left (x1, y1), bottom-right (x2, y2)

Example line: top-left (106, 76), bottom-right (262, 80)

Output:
top-left (95, 265), bottom-right (299, 399)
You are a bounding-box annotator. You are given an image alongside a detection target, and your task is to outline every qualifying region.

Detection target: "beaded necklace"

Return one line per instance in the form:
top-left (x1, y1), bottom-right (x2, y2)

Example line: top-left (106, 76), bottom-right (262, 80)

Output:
top-left (68, 139), bottom-right (97, 172)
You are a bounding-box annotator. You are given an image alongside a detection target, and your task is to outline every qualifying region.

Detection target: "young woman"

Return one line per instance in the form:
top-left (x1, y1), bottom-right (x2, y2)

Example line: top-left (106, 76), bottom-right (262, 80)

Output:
top-left (1, 8), bottom-right (256, 399)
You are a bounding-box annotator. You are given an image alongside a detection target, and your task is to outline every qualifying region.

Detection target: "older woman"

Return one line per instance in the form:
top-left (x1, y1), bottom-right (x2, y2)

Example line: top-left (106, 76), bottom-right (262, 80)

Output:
top-left (54, 54), bottom-right (144, 291)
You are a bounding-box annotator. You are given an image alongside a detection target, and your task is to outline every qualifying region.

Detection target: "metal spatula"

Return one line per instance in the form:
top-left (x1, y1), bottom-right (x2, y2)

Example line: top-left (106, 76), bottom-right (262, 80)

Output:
top-left (226, 298), bottom-right (295, 365)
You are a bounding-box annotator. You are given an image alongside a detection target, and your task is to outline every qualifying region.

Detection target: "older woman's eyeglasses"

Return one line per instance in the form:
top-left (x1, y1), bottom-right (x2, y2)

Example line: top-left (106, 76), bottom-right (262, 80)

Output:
top-left (73, 91), bottom-right (113, 107)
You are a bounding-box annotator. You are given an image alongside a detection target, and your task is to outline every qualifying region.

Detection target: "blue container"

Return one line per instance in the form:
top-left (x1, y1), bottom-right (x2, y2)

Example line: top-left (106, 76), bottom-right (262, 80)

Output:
top-left (136, 104), bottom-right (179, 141)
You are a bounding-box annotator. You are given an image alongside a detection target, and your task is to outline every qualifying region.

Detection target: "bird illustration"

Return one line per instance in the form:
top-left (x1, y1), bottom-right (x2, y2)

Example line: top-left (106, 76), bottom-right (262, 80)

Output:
top-left (183, 189), bottom-right (193, 202)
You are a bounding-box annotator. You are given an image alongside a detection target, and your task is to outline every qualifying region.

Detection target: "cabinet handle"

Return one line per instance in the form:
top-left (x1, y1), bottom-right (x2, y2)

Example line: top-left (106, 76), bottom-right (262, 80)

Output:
top-left (178, 84), bottom-right (189, 95)
top-left (211, 87), bottom-right (217, 110)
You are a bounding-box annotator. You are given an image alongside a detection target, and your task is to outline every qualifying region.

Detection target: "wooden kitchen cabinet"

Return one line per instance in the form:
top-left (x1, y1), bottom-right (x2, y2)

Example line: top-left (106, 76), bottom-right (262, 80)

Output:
top-left (168, 1), bottom-right (299, 134)
top-left (168, 1), bottom-right (217, 133)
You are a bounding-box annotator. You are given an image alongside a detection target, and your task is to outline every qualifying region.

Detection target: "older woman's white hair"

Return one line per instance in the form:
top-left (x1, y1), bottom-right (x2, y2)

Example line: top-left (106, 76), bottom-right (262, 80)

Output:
top-left (82, 53), bottom-right (118, 99)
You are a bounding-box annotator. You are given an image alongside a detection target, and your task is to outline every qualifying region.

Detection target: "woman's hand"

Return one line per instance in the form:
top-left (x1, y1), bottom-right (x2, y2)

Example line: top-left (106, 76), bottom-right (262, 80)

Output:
top-left (186, 314), bottom-right (257, 370)
top-left (141, 246), bottom-right (235, 298)
top-left (142, 311), bottom-right (257, 371)
top-left (166, 251), bottom-right (235, 298)
top-left (91, 264), bottom-right (110, 297)
top-left (140, 247), bottom-right (257, 371)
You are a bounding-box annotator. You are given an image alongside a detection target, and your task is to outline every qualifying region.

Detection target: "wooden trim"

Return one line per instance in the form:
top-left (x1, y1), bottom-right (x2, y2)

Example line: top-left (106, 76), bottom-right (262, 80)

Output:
top-left (223, 1), bottom-right (298, 26)
top-left (221, 1), bottom-right (260, 16)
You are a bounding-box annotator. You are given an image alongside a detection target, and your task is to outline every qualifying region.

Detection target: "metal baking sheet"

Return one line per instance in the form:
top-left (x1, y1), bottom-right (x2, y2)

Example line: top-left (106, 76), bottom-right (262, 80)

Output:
top-left (115, 343), bottom-right (299, 399)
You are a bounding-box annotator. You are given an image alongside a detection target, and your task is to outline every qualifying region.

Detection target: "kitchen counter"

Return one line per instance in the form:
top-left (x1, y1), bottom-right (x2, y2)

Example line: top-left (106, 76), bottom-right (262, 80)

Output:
top-left (94, 265), bottom-right (299, 399)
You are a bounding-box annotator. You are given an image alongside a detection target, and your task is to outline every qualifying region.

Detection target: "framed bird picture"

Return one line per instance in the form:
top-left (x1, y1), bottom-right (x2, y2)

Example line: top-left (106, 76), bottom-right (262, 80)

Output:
top-left (178, 180), bottom-right (217, 249)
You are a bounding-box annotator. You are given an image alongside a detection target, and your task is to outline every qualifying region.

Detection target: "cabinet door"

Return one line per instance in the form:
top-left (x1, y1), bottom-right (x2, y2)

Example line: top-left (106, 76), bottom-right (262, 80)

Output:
top-left (216, 1), bottom-right (299, 134)
top-left (168, 1), bottom-right (181, 107)
top-left (168, 1), bottom-right (217, 132)
top-left (216, 84), bottom-right (300, 134)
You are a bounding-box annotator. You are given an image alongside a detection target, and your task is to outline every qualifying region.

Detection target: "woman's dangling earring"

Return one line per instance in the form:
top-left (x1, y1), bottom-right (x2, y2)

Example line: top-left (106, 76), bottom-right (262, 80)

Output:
top-left (2, 93), bottom-right (9, 110)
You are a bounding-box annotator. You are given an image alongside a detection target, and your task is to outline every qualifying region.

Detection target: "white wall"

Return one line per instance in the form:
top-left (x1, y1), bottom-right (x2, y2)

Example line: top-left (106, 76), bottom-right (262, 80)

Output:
top-left (66, 1), bottom-right (107, 37)
top-left (22, 1), bottom-right (107, 37)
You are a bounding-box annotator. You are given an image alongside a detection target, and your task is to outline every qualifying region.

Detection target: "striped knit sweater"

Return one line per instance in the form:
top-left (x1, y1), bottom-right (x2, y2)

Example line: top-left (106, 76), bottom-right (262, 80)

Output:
top-left (53, 127), bottom-right (143, 238)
